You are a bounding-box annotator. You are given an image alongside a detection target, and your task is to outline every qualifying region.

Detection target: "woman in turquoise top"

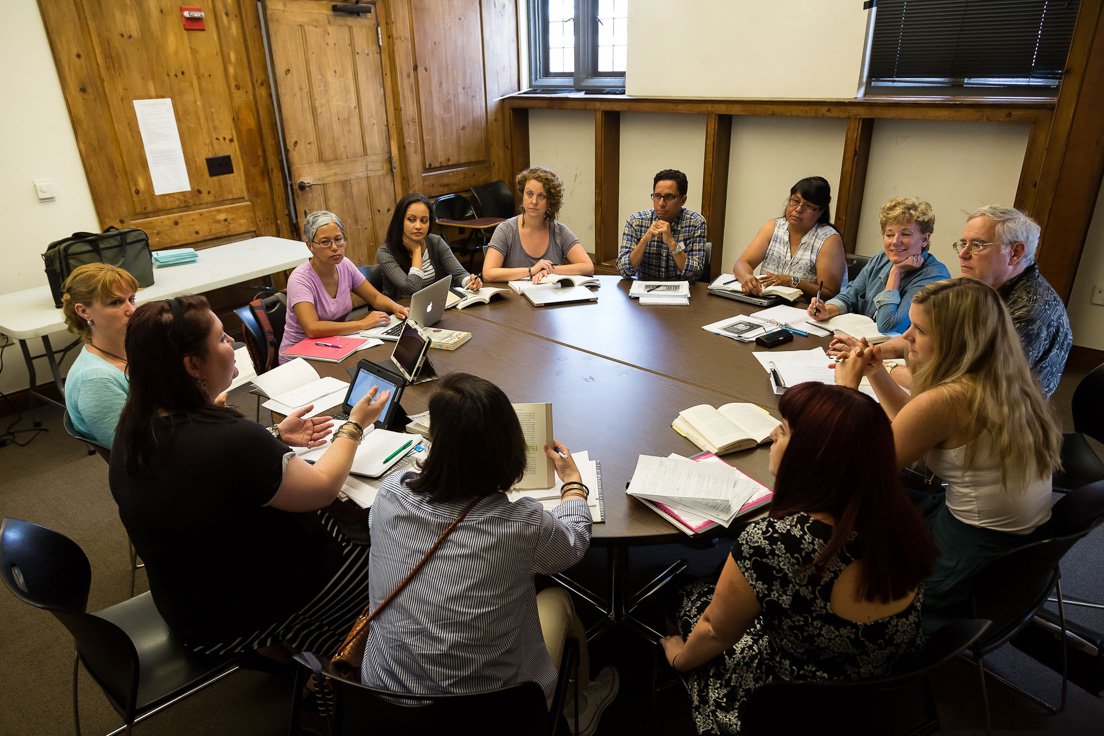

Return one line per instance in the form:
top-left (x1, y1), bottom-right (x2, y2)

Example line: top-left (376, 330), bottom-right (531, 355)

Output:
top-left (61, 263), bottom-right (139, 447)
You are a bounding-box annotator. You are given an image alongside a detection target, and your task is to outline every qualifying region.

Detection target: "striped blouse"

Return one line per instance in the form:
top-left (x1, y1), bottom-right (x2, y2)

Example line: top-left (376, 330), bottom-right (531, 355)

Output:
top-left (361, 471), bottom-right (592, 699)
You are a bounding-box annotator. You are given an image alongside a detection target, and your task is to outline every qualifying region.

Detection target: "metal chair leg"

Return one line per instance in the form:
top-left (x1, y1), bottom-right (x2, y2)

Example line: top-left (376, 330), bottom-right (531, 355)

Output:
top-left (974, 650), bottom-right (993, 736)
top-left (1056, 577), bottom-right (1069, 712)
top-left (72, 650), bottom-right (82, 736)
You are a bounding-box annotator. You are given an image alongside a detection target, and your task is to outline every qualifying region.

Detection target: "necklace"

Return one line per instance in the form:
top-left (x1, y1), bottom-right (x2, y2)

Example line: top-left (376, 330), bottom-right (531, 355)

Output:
top-left (90, 343), bottom-right (127, 365)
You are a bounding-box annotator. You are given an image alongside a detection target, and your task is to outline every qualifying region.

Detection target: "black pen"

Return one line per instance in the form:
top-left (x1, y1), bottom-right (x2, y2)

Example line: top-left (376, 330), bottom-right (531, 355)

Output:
top-left (814, 280), bottom-right (823, 315)
top-left (646, 284), bottom-right (662, 292)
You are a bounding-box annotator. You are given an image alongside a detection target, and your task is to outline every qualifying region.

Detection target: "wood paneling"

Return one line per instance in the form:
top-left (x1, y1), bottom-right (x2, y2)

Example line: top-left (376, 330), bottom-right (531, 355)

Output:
top-left (595, 111), bottom-right (620, 264)
top-left (702, 114), bottom-right (732, 280)
top-left (38, 0), bottom-right (287, 246)
top-left (265, 0), bottom-right (399, 264)
top-left (836, 118), bottom-right (875, 254)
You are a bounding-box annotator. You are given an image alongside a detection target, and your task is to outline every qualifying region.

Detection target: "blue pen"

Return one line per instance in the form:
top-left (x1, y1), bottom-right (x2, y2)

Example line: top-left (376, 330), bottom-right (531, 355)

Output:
top-left (781, 326), bottom-right (808, 337)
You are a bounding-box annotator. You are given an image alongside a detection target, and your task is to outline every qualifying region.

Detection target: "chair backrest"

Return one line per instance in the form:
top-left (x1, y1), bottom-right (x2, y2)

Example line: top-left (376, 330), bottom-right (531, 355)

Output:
top-left (698, 242), bottom-right (713, 283)
top-left (432, 193), bottom-right (477, 223)
top-left (470, 180), bottom-right (516, 219)
top-left (969, 481), bottom-right (1104, 650)
top-left (235, 291), bottom-right (287, 374)
top-left (846, 253), bottom-right (869, 282)
top-left (358, 264), bottom-right (385, 293)
top-left (1071, 363), bottom-right (1104, 443)
top-left (62, 410), bottom-right (112, 463)
top-left (327, 673), bottom-right (548, 735)
top-left (742, 619), bottom-right (990, 733)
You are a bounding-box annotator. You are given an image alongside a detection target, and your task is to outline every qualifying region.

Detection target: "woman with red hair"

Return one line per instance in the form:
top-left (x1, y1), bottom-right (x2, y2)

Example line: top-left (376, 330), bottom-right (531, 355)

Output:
top-left (661, 382), bottom-right (936, 735)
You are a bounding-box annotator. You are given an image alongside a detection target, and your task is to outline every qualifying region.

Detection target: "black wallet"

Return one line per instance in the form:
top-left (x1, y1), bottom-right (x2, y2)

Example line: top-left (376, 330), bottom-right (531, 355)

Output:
top-left (755, 330), bottom-right (794, 348)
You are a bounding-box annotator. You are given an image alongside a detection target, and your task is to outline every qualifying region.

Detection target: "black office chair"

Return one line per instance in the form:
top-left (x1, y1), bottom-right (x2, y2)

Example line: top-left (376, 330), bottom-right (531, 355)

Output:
top-left (233, 290), bottom-right (287, 374)
top-left (1053, 363), bottom-right (1104, 494)
top-left (845, 253), bottom-right (869, 282)
top-left (291, 638), bottom-right (579, 736)
top-left (965, 480), bottom-right (1104, 734)
top-left (741, 619), bottom-right (991, 735)
top-left (433, 193), bottom-right (485, 268)
top-left (357, 264), bottom-right (385, 293)
top-left (470, 180), bottom-right (516, 219)
top-left (0, 518), bottom-right (240, 735)
top-left (698, 242), bottom-right (713, 283)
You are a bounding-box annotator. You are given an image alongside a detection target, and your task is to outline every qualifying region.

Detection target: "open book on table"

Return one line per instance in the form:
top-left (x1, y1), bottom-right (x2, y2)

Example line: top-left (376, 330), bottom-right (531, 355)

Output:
top-left (507, 450), bottom-right (605, 522)
top-left (508, 274), bottom-right (599, 293)
top-left (708, 274), bottom-right (801, 302)
top-left (251, 357), bottom-right (348, 417)
top-left (805, 312), bottom-right (895, 344)
top-left (672, 403), bottom-right (780, 455)
top-left (447, 286), bottom-right (510, 310)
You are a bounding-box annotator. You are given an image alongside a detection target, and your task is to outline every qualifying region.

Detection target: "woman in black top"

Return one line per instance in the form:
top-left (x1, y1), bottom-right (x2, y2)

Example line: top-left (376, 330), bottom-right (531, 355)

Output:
top-left (109, 294), bottom-right (389, 659)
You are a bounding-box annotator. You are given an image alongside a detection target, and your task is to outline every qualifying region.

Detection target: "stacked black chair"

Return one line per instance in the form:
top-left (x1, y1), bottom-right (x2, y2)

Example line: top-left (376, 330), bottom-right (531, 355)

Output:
top-left (432, 194), bottom-right (487, 268)
top-left (1, 518), bottom-right (240, 735)
top-left (1053, 363), bottom-right (1104, 494)
top-left (469, 180), bottom-right (516, 220)
top-left (357, 264), bottom-right (385, 293)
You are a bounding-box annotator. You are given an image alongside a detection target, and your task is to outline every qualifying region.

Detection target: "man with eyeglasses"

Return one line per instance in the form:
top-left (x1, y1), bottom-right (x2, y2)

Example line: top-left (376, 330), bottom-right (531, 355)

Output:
top-left (616, 169), bottom-right (707, 281)
top-left (831, 205), bottom-right (1071, 397)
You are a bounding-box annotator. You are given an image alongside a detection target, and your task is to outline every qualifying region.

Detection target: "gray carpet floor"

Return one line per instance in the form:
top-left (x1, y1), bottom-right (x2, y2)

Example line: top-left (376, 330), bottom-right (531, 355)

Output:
top-left (1, 362), bottom-right (1102, 735)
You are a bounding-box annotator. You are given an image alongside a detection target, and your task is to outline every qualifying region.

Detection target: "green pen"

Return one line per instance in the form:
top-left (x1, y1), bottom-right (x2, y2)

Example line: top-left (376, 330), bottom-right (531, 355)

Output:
top-left (383, 439), bottom-right (414, 464)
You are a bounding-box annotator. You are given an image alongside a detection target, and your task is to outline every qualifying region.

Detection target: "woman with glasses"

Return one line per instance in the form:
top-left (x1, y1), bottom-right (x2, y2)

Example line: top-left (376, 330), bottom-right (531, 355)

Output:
top-left (376, 193), bottom-right (482, 299)
top-left (482, 167), bottom-right (594, 284)
top-left (279, 210), bottom-right (408, 364)
top-left (808, 197), bottom-right (950, 334)
top-left (731, 177), bottom-right (847, 299)
top-left (835, 278), bottom-right (1061, 632)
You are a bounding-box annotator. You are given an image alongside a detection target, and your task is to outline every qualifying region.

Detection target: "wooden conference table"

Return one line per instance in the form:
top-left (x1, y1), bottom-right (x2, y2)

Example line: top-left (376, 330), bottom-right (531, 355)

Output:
top-left (297, 275), bottom-right (831, 641)
top-left (0, 236), bottom-right (307, 424)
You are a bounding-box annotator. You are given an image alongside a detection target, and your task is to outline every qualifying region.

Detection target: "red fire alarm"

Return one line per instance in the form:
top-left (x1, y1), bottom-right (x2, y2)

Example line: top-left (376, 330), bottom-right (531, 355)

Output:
top-left (181, 6), bottom-right (206, 31)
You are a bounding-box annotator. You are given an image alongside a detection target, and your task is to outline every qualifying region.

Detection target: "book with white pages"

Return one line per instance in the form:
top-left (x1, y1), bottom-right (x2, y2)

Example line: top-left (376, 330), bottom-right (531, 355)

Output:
top-left (299, 426), bottom-right (424, 478)
top-left (447, 286), bottom-right (510, 310)
top-left (227, 346), bottom-right (257, 392)
top-left (629, 280), bottom-right (690, 299)
top-left (707, 274), bottom-right (801, 302)
top-left (806, 312), bottom-right (895, 344)
top-left (754, 304), bottom-right (832, 336)
top-left (507, 450), bottom-right (605, 522)
top-left (702, 314), bottom-right (772, 342)
top-left (251, 357), bottom-right (320, 398)
top-left (673, 403), bottom-right (780, 455)
top-left (626, 454), bottom-right (763, 525)
top-left (513, 402), bottom-right (555, 489)
top-left (250, 358), bottom-right (349, 417)
top-left (750, 347), bottom-right (881, 402)
top-left (508, 274), bottom-right (599, 293)
top-left (522, 284), bottom-right (599, 307)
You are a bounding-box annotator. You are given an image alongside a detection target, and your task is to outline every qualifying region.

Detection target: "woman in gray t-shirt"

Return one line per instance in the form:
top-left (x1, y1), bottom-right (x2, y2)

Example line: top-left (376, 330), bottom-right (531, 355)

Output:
top-left (482, 167), bottom-right (594, 284)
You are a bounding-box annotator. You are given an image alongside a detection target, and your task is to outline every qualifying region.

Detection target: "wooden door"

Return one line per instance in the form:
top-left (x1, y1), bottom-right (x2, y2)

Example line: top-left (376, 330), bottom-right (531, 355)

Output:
top-left (264, 0), bottom-right (400, 265)
top-left (38, 0), bottom-right (290, 248)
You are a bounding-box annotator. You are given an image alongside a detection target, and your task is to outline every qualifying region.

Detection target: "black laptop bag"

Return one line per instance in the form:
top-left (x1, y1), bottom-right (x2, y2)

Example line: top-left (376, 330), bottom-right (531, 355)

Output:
top-left (43, 226), bottom-right (154, 308)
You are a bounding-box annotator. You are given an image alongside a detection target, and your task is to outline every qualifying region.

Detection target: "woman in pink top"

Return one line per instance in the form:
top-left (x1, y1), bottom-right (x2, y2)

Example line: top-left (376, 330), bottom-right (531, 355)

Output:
top-left (280, 211), bottom-right (408, 363)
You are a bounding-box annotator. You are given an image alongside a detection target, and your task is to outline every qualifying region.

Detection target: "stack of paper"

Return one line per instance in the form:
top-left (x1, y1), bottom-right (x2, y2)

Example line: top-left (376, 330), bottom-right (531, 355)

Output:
top-left (629, 280), bottom-right (690, 306)
top-left (252, 358), bottom-right (349, 417)
top-left (627, 454), bottom-right (770, 528)
top-left (750, 347), bottom-right (880, 401)
top-left (152, 248), bottom-right (198, 267)
top-left (636, 453), bottom-right (772, 535)
top-left (507, 450), bottom-right (604, 522)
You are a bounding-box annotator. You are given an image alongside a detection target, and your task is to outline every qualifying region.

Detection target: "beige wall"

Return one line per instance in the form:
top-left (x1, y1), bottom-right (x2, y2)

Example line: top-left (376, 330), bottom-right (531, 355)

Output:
top-left (528, 110), bottom-right (596, 253)
top-left (617, 113), bottom-right (707, 233)
top-left (1070, 185), bottom-right (1104, 351)
top-left (0, 1), bottom-right (100, 396)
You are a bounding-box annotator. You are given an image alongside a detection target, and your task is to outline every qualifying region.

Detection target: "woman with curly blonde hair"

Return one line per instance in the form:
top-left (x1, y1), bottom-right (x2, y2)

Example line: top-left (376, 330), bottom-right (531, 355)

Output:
top-left (809, 196), bottom-right (950, 333)
top-left (61, 263), bottom-right (140, 446)
top-left (482, 166), bottom-right (594, 284)
top-left (835, 277), bottom-right (1062, 631)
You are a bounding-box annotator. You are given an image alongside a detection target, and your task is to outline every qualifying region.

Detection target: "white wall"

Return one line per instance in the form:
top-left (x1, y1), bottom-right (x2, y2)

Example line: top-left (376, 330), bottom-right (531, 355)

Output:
top-left (617, 113), bottom-right (706, 230)
top-left (528, 110), bottom-right (596, 253)
top-left (1070, 185), bottom-right (1104, 351)
top-left (0, 1), bottom-right (100, 397)
top-left (626, 0), bottom-right (870, 99)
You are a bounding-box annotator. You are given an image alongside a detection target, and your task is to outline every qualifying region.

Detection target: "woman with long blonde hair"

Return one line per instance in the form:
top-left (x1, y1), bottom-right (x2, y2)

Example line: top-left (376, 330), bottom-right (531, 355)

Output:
top-left (836, 277), bottom-right (1061, 631)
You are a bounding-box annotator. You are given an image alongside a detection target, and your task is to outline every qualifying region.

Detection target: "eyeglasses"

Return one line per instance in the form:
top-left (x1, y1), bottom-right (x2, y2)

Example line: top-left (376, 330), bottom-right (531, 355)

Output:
top-left (650, 193), bottom-right (680, 204)
top-left (313, 236), bottom-right (347, 249)
top-left (951, 239), bottom-right (996, 256)
top-left (787, 197), bottom-right (820, 213)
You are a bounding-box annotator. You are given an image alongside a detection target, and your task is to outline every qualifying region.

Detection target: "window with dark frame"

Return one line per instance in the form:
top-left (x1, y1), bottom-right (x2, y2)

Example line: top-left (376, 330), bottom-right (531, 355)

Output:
top-left (528, 0), bottom-right (627, 92)
top-left (865, 0), bottom-right (1081, 94)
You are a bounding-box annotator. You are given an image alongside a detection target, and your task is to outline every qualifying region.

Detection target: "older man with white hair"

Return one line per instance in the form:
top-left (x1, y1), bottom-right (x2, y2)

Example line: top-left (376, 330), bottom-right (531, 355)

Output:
top-left (830, 205), bottom-right (1072, 397)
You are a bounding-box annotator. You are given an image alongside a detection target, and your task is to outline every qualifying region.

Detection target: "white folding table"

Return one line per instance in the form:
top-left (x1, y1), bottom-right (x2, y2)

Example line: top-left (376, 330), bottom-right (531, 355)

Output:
top-left (0, 236), bottom-right (307, 424)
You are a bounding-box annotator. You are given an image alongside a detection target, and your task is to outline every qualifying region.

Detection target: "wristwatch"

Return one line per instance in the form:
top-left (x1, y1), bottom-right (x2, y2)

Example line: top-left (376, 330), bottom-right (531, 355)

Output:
top-left (268, 425), bottom-right (281, 440)
top-left (791, 275), bottom-right (800, 288)
top-left (672, 241), bottom-right (686, 255)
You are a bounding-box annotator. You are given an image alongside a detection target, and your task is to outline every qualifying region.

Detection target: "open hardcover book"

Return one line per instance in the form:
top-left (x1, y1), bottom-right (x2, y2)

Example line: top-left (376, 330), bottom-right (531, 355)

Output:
top-left (672, 403), bottom-right (780, 455)
top-left (708, 274), bottom-right (801, 302)
top-left (508, 274), bottom-right (599, 293)
top-left (447, 286), bottom-right (510, 310)
top-left (513, 402), bottom-right (555, 489)
top-left (805, 312), bottom-right (894, 344)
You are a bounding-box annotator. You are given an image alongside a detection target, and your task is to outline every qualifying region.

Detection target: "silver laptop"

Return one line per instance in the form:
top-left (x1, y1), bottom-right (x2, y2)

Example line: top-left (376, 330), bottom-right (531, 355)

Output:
top-left (361, 276), bottom-right (451, 341)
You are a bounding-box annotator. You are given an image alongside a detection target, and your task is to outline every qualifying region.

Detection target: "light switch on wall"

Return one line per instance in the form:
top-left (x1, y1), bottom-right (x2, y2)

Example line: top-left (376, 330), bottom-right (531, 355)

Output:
top-left (33, 178), bottom-right (56, 201)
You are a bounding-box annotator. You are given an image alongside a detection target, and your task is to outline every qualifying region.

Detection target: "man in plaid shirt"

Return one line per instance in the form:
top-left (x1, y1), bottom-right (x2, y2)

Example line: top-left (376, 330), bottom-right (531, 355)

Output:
top-left (616, 169), bottom-right (708, 282)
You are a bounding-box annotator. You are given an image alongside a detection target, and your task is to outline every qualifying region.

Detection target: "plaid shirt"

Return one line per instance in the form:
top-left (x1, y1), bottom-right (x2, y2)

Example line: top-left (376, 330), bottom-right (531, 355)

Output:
top-left (616, 208), bottom-right (707, 281)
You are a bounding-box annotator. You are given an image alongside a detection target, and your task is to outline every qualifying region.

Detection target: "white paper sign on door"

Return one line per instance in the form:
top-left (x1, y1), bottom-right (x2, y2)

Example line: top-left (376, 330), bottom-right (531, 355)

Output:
top-left (133, 98), bottom-right (190, 196)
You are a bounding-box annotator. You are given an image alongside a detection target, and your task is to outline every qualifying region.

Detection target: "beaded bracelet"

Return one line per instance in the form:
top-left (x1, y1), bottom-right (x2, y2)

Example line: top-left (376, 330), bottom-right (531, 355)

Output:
top-left (560, 481), bottom-right (589, 499)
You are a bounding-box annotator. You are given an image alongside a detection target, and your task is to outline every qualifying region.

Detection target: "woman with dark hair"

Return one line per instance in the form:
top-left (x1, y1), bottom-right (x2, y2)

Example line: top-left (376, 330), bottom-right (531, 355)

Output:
top-left (109, 295), bottom-right (391, 661)
top-left (731, 177), bottom-right (847, 299)
top-left (362, 373), bottom-right (618, 734)
top-left (375, 193), bottom-right (482, 299)
top-left (482, 166), bottom-right (595, 284)
top-left (661, 382), bottom-right (935, 735)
